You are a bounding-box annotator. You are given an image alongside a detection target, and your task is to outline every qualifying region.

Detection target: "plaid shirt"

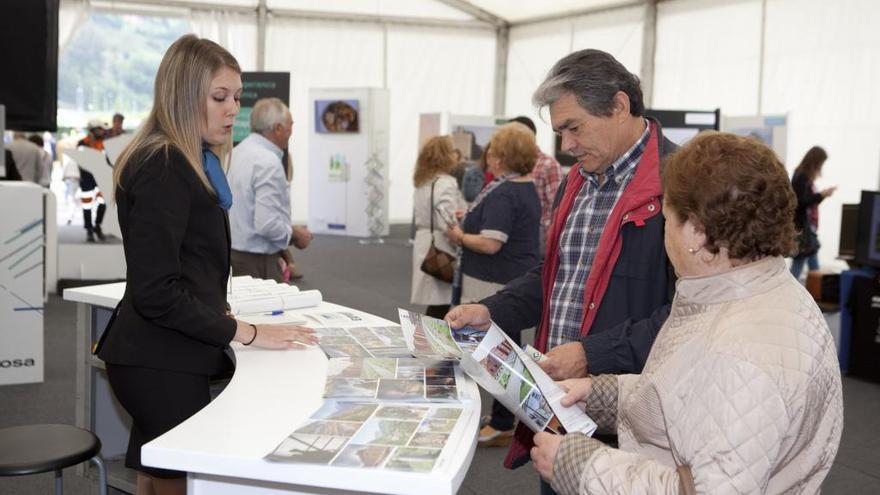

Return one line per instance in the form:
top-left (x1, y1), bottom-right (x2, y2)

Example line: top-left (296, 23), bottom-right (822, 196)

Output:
top-left (547, 123), bottom-right (650, 349)
top-left (532, 151), bottom-right (563, 235)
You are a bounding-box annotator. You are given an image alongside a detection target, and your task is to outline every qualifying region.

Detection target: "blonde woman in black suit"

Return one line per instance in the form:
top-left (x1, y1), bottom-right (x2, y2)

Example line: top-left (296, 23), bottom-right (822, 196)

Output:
top-left (98, 34), bottom-right (316, 495)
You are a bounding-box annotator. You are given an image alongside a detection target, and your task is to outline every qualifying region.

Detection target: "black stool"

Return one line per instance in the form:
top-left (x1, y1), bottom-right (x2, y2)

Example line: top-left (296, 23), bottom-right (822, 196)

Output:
top-left (0, 424), bottom-right (107, 495)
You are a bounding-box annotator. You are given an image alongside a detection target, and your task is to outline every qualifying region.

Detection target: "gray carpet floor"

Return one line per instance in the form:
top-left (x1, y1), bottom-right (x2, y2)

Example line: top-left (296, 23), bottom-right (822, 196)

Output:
top-left (2, 224), bottom-right (878, 494)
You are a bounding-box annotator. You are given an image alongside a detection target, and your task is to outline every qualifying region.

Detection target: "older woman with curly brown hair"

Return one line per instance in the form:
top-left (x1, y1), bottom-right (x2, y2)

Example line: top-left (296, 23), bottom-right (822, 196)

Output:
top-left (446, 123), bottom-right (541, 304)
top-left (530, 132), bottom-right (843, 494)
top-left (411, 136), bottom-right (466, 318)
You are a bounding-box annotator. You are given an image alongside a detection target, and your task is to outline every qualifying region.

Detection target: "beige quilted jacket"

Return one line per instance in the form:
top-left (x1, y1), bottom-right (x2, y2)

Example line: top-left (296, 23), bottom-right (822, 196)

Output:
top-left (552, 256), bottom-right (843, 495)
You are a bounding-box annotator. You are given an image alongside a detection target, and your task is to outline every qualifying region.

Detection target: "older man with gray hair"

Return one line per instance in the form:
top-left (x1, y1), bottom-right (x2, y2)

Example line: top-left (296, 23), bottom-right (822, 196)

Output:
top-left (446, 49), bottom-right (678, 479)
top-left (229, 97), bottom-right (312, 282)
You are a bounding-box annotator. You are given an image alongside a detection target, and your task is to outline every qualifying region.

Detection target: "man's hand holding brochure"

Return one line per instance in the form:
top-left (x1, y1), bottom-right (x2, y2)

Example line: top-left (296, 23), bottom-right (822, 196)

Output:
top-left (398, 309), bottom-right (597, 437)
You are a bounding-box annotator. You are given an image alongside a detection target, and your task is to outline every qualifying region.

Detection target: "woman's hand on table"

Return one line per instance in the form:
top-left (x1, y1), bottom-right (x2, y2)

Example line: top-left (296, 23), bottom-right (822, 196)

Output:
top-left (234, 320), bottom-right (317, 349)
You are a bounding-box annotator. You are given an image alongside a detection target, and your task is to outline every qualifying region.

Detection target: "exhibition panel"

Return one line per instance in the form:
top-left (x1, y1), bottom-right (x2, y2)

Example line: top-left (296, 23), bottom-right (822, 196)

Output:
top-left (722, 114), bottom-right (788, 163)
top-left (0, 183), bottom-right (45, 386)
top-left (308, 88), bottom-right (390, 238)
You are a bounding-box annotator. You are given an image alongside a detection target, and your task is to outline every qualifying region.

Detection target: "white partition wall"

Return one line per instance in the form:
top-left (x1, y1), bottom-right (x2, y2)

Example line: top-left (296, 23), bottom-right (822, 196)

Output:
top-left (0, 183), bottom-right (45, 385)
top-left (308, 88), bottom-right (390, 237)
top-left (652, 0), bottom-right (763, 116)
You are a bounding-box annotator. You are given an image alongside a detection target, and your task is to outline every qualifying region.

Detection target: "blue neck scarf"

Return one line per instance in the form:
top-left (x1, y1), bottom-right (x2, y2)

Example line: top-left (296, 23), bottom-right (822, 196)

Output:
top-left (202, 147), bottom-right (232, 210)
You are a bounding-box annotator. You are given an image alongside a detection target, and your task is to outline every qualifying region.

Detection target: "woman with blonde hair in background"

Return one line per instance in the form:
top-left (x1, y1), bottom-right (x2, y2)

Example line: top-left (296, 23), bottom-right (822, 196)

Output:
top-left (97, 34), bottom-right (316, 495)
top-left (410, 135), bottom-right (466, 318)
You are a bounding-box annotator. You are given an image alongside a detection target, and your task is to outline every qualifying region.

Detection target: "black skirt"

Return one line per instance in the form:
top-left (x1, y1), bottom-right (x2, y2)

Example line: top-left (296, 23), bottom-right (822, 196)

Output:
top-left (105, 363), bottom-right (212, 479)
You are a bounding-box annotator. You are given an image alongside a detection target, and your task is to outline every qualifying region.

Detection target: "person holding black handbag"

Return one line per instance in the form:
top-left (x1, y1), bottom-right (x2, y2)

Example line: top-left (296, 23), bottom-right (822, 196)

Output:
top-left (410, 136), bottom-right (466, 319)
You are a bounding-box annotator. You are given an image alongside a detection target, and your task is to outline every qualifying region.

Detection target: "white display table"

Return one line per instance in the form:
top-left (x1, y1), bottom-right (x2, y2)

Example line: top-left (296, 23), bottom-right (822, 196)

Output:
top-left (64, 282), bottom-right (479, 495)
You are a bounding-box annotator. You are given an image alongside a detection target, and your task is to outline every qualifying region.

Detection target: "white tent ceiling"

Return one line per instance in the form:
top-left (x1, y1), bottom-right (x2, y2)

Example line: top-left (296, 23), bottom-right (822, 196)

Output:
top-left (465, 0), bottom-right (640, 23)
top-left (91, 0), bottom-right (646, 26)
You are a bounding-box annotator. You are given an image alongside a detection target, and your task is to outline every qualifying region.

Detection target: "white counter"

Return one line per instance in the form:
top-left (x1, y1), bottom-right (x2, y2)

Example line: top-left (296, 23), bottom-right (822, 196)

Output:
top-left (63, 283), bottom-right (479, 495)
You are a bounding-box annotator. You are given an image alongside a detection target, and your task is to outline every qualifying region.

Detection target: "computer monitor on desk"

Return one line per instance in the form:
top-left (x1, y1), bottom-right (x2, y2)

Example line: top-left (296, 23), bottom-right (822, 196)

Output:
top-left (855, 190), bottom-right (880, 268)
top-left (838, 204), bottom-right (859, 262)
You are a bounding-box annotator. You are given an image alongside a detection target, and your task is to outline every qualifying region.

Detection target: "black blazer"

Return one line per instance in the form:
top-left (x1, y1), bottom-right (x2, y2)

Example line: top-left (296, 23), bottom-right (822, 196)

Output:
top-left (98, 146), bottom-right (236, 375)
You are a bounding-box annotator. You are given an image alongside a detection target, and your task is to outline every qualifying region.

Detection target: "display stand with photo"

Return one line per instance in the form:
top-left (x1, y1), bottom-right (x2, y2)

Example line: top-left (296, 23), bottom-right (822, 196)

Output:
top-left (308, 88), bottom-right (389, 237)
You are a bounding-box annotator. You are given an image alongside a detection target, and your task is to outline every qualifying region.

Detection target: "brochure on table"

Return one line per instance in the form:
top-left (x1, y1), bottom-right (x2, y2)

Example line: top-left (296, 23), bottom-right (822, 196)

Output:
top-left (313, 325), bottom-right (410, 358)
top-left (265, 321), bottom-right (475, 475)
top-left (324, 357), bottom-right (464, 403)
top-left (227, 275), bottom-right (322, 315)
top-left (398, 309), bottom-right (597, 437)
top-left (308, 87), bottom-right (390, 237)
top-left (267, 401), bottom-right (467, 474)
top-left (271, 338), bottom-right (468, 473)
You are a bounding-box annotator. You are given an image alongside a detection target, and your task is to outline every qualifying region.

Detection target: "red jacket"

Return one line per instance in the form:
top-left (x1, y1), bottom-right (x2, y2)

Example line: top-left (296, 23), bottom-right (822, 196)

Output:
top-left (536, 121), bottom-right (663, 350)
top-left (488, 119), bottom-right (678, 469)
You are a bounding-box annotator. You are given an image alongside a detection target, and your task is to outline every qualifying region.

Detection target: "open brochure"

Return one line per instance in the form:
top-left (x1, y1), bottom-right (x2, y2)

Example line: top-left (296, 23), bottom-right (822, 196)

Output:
top-left (397, 309), bottom-right (597, 436)
top-left (397, 309), bottom-right (481, 359)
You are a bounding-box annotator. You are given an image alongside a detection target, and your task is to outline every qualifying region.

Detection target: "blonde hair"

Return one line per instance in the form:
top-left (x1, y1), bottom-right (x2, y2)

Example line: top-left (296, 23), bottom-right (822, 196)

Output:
top-left (489, 123), bottom-right (538, 175)
top-left (113, 34), bottom-right (241, 195)
top-left (413, 135), bottom-right (457, 187)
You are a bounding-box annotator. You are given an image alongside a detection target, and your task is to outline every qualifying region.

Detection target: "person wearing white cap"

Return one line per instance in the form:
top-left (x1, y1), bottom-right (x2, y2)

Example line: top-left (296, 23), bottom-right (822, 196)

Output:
top-left (76, 118), bottom-right (109, 241)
